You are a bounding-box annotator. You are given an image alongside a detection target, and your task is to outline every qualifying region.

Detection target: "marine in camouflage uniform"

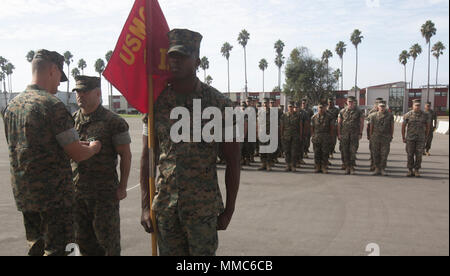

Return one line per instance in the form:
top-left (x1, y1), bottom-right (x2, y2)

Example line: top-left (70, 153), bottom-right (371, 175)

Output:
top-left (423, 102), bottom-right (437, 156)
top-left (280, 101), bottom-right (302, 172)
top-left (402, 99), bottom-right (430, 177)
top-left (2, 50), bottom-right (101, 256)
top-left (270, 99), bottom-right (282, 164)
top-left (71, 76), bottom-right (132, 256)
top-left (338, 96), bottom-right (365, 175)
top-left (246, 97), bottom-right (257, 162)
top-left (301, 99), bottom-right (314, 158)
top-left (311, 102), bottom-right (334, 174)
top-left (140, 29), bottom-right (240, 256)
top-left (254, 101), bottom-right (262, 158)
top-left (258, 98), bottom-right (277, 171)
top-left (240, 102), bottom-right (252, 166)
top-left (294, 103), bottom-right (307, 167)
top-left (367, 98), bottom-right (383, 171)
top-left (326, 98), bottom-right (340, 159)
top-left (368, 101), bottom-right (394, 176)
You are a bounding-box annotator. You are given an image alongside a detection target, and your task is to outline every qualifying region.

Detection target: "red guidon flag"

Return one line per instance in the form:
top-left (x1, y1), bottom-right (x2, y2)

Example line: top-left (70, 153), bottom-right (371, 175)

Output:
top-left (103, 0), bottom-right (170, 113)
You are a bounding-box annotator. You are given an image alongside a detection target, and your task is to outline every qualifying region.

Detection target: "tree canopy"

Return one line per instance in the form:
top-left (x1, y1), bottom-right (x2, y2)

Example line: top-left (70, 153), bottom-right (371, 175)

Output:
top-left (283, 47), bottom-right (338, 104)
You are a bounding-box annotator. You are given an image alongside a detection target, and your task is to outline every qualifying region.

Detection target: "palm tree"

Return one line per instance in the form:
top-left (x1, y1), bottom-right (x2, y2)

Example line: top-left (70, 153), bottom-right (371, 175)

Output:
top-left (94, 58), bottom-right (105, 108)
top-left (432, 41), bottom-right (445, 86)
top-left (206, 75), bottom-right (213, 85)
top-left (71, 68), bottom-right (80, 79)
top-left (335, 41), bottom-right (347, 90)
top-left (94, 59), bottom-right (105, 78)
top-left (63, 51), bottom-right (73, 93)
top-left (409, 43), bottom-right (422, 89)
top-left (274, 40), bottom-right (285, 93)
top-left (421, 20), bottom-right (436, 102)
top-left (399, 50), bottom-right (410, 89)
top-left (26, 50), bottom-right (35, 63)
top-left (350, 29), bottom-right (363, 93)
top-left (221, 42), bottom-right (233, 96)
top-left (5, 63), bottom-right (15, 92)
top-left (0, 72), bottom-right (5, 104)
top-left (322, 49), bottom-right (333, 85)
top-left (238, 29), bottom-right (250, 96)
top-left (105, 51), bottom-right (114, 111)
top-left (259, 58), bottom-right (268, 95)
top-left (78, 59), bottom-right (87, 75)
top-left (333, 69), bottom-right (341, 90)
top-left (199, 56), bottom-right (209, 82)
top-left (0, 57), bottom-right (8, 92)
top-left (0, 72), bottom-right (5, 93)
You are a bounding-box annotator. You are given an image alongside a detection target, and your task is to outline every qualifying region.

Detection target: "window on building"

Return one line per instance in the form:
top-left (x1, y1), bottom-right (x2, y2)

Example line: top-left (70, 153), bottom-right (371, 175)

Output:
top-left (435, 91), bottom-right (448, 97)
top-left (389, 87), bottom-right (405, 113)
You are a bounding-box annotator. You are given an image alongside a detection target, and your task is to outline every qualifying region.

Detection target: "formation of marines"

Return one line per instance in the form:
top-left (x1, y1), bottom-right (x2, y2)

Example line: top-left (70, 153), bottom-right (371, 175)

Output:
top-left (0, 28), bottom-right (440, 256)
top-left (238, 96), bottom-right (436, 179)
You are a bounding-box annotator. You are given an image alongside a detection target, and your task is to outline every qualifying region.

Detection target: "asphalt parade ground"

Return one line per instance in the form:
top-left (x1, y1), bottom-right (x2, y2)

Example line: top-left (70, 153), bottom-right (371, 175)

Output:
top-left (0, 117), bottom-right (448, 256)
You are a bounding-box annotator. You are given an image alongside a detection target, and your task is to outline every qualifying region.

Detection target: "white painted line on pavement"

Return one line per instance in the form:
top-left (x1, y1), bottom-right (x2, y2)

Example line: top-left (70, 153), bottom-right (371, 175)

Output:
top-left (127, 184), bottom-right (140, 192)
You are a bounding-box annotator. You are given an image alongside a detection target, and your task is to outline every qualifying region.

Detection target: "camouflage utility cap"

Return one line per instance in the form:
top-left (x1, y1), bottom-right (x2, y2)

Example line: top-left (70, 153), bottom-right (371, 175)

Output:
top-left (348, 96), bottom-right (356, 102)
top-left (73, 75), bottom-right (101, 92)
top-left (33, 49), bottom-right (68, 82)
top-left (167, 29), bottom-right (202, 57)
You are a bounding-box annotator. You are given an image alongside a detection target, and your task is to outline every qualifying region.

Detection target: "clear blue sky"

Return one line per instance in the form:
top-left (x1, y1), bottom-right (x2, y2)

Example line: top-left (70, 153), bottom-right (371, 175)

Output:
top-left (0, 0), bottom-right (448, 104)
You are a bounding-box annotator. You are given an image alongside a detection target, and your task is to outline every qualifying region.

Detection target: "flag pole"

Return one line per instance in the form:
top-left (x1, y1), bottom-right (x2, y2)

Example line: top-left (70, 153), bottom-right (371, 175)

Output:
top-left (147, 75), bottom-right (158, 256)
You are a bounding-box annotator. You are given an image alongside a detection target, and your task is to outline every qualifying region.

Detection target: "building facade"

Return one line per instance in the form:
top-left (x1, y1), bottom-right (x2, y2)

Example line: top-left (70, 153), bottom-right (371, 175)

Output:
top-left (334, 82), bottom-right (448, 116)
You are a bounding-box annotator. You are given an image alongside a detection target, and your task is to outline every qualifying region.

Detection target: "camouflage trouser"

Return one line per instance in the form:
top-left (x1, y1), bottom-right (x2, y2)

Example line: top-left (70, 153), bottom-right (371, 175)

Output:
top-left (369, 139), bottom-right (374, 167)
top-left (339, 142), bottom-right (344, 164)
top-left (425, 131), bottom-right (434, 152)
top-left (277, 133), bottom-right (283, 157)
top-left (156, 208), bottom-right (218, 256)
top-left (329, 132), bottom-right (337, 155)
top-left (406, 140), bottom-right (424, 169)
top-left (260, 141), bottom-right (275, 164)
top-left (297, 138), bottom-right (304, 161)
top-left (74, 193), bottom-right (121, 256)
top-left (242, 141), bottom-right (252, 162)
top-left (312, 134), bottom-right (331, 166)
top-left (371, 137), bottom-right (391, 169)
top-left (22, 203), bottom-right (74, 256)
top-left (304, 135), bottom-right (311, 153)
top-left (282, 136), bottom-right (300, 164)
top-left (340, 133), bottom-right (359, 167)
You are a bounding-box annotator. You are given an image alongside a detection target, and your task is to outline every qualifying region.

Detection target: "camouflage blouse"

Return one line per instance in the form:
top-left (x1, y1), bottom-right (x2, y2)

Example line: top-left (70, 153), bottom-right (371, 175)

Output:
top-left (403, 110), bottom-right (428, 141)
top-left (72, 106), bottom-right (131, 197)
top-left (3, 85), bottom-right (77, 212)
top-left (152, 79), bottom-right (234, 218)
